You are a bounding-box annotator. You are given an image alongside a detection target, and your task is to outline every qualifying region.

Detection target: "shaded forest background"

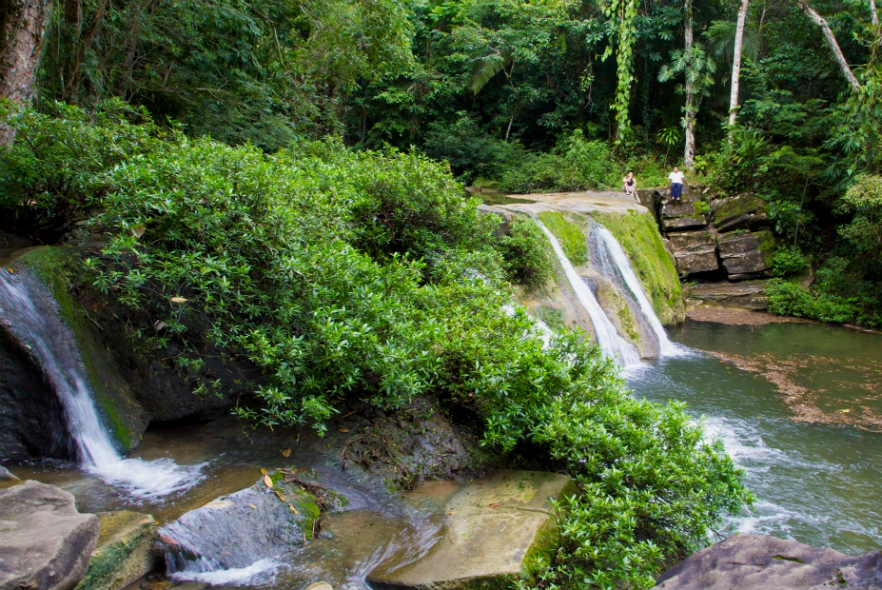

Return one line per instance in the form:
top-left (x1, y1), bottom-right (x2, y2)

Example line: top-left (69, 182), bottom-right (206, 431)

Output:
top-left (2, 0), bottom-right (881, 324)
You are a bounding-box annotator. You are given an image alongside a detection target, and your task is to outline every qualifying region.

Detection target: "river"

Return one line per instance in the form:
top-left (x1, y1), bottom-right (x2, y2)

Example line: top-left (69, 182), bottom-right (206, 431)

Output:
top-left (629, 318), bottom-right (882, 555)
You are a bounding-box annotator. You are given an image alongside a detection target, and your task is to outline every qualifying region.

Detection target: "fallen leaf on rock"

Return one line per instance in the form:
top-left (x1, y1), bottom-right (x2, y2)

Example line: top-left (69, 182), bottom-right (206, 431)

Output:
top-left (260, 468), bottom-right (267, 475)
top-left (489, 503), bottom-right (499, 508)
top-left (275, 490), bottom-right (286, 502)
top-left (448, 510), bottom-right (455, 515)
top-left (289, 504), bottom-right (299, 514)
top-left (6, 268), bottom-right (13, 274)
top-left (249, 503), bottom-right (257, 509)
top-left (264, 474), bottom-right (274, 488)
top-left (839, 409), bottom-right (851, 413)
top-left (282, 448), bottom-right (292, 458)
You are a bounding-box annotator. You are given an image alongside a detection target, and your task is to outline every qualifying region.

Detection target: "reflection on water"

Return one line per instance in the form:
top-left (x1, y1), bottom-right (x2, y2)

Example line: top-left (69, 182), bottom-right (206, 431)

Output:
top-left (629, 320), bottom-right (882, 555)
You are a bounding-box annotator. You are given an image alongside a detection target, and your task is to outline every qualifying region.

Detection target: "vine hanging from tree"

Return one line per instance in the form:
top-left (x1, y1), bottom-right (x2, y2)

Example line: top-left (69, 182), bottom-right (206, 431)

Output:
top-left (602, 0), bottom-right (640, 146)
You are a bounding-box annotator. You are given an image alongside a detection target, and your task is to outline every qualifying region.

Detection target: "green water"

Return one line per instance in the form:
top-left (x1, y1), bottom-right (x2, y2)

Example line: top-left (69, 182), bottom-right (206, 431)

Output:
top-left (629, 320), bottom-right (882, 555)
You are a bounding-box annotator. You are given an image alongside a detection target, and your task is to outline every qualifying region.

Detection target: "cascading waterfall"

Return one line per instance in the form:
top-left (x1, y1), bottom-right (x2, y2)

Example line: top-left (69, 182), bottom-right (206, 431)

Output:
top-left (533, 219), bottom-right (642, 366)
top-left (590, 227), bottom-right (681, 357)
top-left (0, 268), bottom-right (204, 498)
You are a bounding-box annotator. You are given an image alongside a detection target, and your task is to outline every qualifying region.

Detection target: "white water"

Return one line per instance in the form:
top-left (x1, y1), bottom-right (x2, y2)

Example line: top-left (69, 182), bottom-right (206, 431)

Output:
top-left (592, 227), bottom-right (681, 357)
top-left (533, 220), bottom-right (641, 366)
top-left (168, 558), bottom-right (282, 587)
top-left (0, 269), bottom-right (204, 498)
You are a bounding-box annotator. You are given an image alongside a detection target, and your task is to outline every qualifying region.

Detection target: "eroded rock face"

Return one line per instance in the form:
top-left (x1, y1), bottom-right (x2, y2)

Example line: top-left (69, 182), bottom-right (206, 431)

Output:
top-left (74, 511), bottom-right (158, 590)
top-left (653, 534), bottom-right (882, 590)
top-left (711, 193), bottom-right (769, 232)
top-left (686, 281), bottom-right (769, 310)
top-left (667, 230), bottom-right (719, 275)
top-left (368, 471), bottom-right (575, 590)
top-left (718, 230), bottom-right (775, 278)
top-left (0, 480), bottom-right (99, 590)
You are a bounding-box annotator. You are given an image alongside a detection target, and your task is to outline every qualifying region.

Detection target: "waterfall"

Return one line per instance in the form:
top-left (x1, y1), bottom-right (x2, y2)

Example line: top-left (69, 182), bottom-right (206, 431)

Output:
top-left (591, 227), bottom-right (680, 357)
top-left (533, 220), bottom-right (642, 366)
top-left (0, 268), bottom-right (204, 498)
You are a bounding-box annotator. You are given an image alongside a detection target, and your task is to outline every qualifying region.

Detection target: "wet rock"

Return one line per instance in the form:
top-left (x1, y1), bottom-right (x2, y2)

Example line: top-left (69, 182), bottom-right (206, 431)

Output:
top-left (653, 534), bottom-right (882, 590)
top-left (159, 474), bottom-right (317, 571)
top-left (75, 511), bottom-right (157, 590)
top-left (0, 466), bottom-right (19, 490)
top-left (367, 471), bottom-right (575, 590)
top-left (0, 315), bottom-right (77, 461)
top-left (667, 231), bottom-right (719, 275)
top-left (0, 480), bottom-right (99, 590)
top-left (718, 230), bottom-right (775, 278)
top-left (685, 281), bottom-right (769, 311)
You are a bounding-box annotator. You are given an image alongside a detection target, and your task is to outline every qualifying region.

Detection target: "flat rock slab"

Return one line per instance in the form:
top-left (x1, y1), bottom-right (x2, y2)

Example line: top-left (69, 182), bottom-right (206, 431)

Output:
top-left (687, 281), bottom-right (769, 310)
top-left (368, 471), bottom-right (574, 590)
top-left (0, 480), bottom-right (99, 590)
top-left (653, 534), bottom-right (882, 590)
top-left (75, 511), bottom-right (157, 590)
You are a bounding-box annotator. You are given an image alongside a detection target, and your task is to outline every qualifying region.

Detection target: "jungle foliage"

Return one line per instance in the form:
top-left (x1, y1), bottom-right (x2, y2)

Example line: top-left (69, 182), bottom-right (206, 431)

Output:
top-left (0, 101), bottom-right (750, 589)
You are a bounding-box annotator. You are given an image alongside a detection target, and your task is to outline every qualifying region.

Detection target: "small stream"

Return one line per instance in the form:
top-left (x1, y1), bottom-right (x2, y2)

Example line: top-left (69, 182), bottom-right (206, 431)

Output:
top-left (629, 319), bottom-right (882, 555)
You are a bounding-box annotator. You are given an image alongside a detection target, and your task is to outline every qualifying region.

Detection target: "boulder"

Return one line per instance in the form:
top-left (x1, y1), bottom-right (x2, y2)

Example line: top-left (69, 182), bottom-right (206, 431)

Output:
top-left (685, 281), bottom-right (769, 311)
top-left (663, 215), bottom-right (707, 231)
top-left (710, 193), bottom-right (767, 231)
top-left (74, 511), bottom-right (157, 590)
top-left (718, 230), bottom-right (775, 278)
top-left (667, 231), bottom-right (719, 275)
top-left (0, 481), bottom-right (99, 590)
top-left (0, 466), bottom-right (19, 490)
top-left (653, 534), bottom-right (882, 590)
top-left (367, 471), bottom-right (575, 590)
top-left (0, 321), bottom-right (77, 461)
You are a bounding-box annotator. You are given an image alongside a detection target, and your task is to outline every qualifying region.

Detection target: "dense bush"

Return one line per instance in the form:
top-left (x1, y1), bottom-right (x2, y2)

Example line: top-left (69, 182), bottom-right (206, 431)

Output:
top-left (0, 102), bottom-right (749, 589)
top-left (498, 131), bottom-right (619, 193)
top-left (766, 280), bottom-right (862, 324)
top-left (499, 216), bottom-right (553, 289)
top-left (772, 247), bottom-right (808, 278)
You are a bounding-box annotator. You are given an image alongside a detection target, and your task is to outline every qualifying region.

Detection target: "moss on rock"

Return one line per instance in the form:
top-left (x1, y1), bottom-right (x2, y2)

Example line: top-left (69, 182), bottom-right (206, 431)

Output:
top-left (589, 211), bottom-right (685, 325)
top-left (536, 211), bottom-right (588, 266)
top-left (14, 247), bottom-right (147, 451)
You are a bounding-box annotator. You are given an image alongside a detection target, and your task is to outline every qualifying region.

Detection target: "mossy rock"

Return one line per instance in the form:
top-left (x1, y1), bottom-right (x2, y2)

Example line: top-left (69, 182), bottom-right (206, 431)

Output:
top-left (75, 511), bottom-right (157, 590)
top-left (13, 247), bottom-right (147, 452)
top-left (589, 211), bottom-right (685, 325)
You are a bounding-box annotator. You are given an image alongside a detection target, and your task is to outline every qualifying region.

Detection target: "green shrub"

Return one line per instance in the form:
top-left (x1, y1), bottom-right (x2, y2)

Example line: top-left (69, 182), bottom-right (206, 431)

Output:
top-left (771, 247), bottom-right (808, 277)
top-left (499, 216), bottom-right (553, 289)
top-left (766, 279), bottom-right (860, 323)
top-left (498, 131), bottom-right (618, 193)
top-left (0, 102), bottom-right (750, 590)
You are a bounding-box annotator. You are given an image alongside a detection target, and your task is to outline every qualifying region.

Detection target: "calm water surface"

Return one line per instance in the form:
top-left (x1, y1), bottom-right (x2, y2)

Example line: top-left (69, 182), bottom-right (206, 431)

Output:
top-left (629, 320), bottom-right (882, 555)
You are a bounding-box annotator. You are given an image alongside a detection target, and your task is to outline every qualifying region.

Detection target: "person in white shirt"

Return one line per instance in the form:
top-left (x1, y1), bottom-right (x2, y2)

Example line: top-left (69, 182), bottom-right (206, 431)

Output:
top-left (668, 167), bottom-right (686, 201)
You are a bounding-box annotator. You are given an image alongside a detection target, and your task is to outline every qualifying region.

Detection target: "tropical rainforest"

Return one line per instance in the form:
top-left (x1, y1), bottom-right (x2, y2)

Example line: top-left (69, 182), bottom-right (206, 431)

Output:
top-left (0, 0), bottom-right (879, 587)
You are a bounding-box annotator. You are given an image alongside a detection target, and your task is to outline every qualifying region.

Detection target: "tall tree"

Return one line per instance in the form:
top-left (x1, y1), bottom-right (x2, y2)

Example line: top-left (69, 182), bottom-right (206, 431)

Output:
top-left (870, 0), bottom-right (879, 28)
top-left (728, 0), bottom-right (750, 137)
top-left (794, 0), bottom-right (861, 92)
top-left (0, 0), bottom-right (52, 145)
top-left (683, 0), bottom-right (696, 168)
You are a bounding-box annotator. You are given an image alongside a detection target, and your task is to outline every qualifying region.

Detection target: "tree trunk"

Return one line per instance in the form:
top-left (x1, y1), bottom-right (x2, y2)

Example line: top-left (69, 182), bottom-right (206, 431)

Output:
top-left (870, 0), bottom-right (879, 27)
top-left (728, 0), bottom-right (750, 139)
top-left (0, 0), bottom-right (52, 145)
top-left (795, 0), bottom-right (861, 92)
top-left (683, 0), bottom-right (695, 169)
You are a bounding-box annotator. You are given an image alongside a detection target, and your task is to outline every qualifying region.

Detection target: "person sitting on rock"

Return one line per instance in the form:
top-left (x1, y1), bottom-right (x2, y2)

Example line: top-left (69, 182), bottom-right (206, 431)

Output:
top-left (668, 166), bottom-right (686, 201)
top-left (622, 171), bottom-right (637, 197)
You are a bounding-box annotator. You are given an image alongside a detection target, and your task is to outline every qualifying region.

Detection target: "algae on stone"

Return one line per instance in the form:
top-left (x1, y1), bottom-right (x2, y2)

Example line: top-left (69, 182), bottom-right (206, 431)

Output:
top-left (14, 247), bottom-right (147, 451)
top-left (536, 211), bottom-right (588, 266)
top-left (589, 211), bottom-right (685, 325)
top-left (75, 511), bottom-right (157, 590)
